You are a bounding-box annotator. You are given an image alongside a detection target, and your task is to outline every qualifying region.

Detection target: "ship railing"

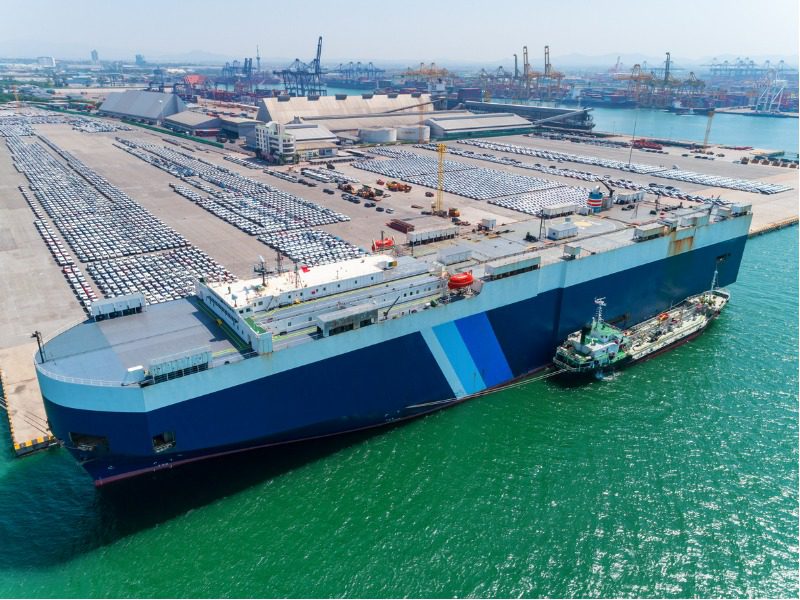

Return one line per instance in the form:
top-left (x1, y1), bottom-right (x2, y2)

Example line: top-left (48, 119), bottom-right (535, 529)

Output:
top-left (42, 317), bottom-right (90, 345)
top-left (36, 349), bottom-right (261, 388)
top-left (210, 350), bottom-right (259, 368)
top-left (35, 364), bottom-right (122, 387)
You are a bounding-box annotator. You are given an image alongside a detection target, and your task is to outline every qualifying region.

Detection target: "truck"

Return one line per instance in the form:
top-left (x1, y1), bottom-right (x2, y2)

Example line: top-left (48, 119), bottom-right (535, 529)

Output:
top-left (632, 139), bottom-right (663, 151)
top-left (387, 181), bottom-right (411, 193)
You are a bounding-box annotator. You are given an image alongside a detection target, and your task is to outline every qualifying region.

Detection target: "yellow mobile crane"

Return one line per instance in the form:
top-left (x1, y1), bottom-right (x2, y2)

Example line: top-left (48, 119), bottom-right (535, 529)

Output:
top-left (434, 143), bottom-right (446, 215)
top-left (432, 143), bottom-right (460, 220)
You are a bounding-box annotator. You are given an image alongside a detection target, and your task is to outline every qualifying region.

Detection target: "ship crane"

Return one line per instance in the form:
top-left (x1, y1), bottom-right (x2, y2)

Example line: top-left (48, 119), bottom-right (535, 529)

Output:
top-left (383, 295), bottom-right (402, 319)
top-left (598, 179), bottom-right (615, 202)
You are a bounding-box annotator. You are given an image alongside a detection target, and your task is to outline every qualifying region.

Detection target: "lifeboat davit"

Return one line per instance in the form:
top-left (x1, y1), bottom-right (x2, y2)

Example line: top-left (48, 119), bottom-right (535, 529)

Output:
top-left (448, 271), bottom-right (474, 290)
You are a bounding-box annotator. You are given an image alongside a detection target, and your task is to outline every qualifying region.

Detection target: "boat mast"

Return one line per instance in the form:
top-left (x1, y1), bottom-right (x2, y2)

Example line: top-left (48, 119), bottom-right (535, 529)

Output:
top-left (594, 297), bottom-right (606, 326)
top-left (710, 266), bottom-right (719, 292)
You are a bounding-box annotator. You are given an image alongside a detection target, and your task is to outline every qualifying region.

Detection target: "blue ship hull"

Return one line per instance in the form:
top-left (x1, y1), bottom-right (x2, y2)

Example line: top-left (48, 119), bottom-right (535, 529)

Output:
top-left (42, 233), bottom-right (748, 485)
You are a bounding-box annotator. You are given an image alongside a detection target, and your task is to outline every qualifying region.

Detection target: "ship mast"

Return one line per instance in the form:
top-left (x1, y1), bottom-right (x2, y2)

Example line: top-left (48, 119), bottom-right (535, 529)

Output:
top-left (594, 297), bottom-right (606, 326)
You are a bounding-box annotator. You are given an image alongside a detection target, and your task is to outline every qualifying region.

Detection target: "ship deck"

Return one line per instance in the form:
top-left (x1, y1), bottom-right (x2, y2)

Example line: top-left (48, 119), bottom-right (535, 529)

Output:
top-left (38, 296), bottom-right (241, 385)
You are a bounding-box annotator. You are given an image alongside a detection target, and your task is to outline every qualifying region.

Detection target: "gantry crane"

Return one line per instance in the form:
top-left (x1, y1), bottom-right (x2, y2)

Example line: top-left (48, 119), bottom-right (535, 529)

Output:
top-left (542, 45), bottom-right (564, 101)
top-left (617, 64), bottom-right (654, 103)
top-left (403, 62), bottom-right (449, 80)
top-left (519, 46), bottom-right (541, 99)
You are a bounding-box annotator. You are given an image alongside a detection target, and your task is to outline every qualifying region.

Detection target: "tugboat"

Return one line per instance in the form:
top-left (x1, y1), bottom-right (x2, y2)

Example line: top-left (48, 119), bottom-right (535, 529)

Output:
top-left (553, 270), bottom-right (729, 378)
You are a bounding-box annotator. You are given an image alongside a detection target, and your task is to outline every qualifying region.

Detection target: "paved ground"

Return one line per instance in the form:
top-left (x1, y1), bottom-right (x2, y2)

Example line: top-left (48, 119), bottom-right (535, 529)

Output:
top-left (0, 117), bottom-right (796, 455)
top-left (0, 136), bottom-right (86, 350)
top-left (0, 342), bottom-right (54, 452)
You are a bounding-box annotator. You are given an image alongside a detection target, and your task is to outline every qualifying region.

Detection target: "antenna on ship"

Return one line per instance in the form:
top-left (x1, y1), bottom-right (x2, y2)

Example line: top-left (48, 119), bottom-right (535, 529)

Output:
top-left (710, 263), bottom-right (719, 292)
top-left (594, 297), bottom-right (606, 325)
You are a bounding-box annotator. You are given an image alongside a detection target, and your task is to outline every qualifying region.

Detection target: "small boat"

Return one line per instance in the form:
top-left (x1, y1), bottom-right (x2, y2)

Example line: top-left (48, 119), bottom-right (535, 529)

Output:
top-left (553, 268), bottom-right (729, 379)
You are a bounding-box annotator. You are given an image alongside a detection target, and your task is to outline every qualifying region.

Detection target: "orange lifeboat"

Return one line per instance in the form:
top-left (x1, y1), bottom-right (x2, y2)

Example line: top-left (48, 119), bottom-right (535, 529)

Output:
top-left (448, 271), bottom-right (474, 290)
top-left (371, 237), bottom-right (395, 251)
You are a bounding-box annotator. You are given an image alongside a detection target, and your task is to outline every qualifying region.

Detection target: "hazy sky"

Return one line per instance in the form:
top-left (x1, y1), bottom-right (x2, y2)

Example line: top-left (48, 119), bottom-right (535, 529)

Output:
top-left (2, 0), bottom-right (798, 65)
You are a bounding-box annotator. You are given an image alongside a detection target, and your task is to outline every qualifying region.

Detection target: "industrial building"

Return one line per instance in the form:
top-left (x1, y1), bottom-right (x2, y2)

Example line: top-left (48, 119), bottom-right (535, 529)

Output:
top-left (252, 92), bottom-right (529, 142)
top-left (256, 93), bottom-right (433, 124)
top-left (424, 113), bottom-right (533, 139)
top-left (220, 116), bottom-right (260, 146)
top-left (99, 90), bottom-right (186, 124)
top-left (162, 110), bottom-right (258, 143)
top-left (255, 121), bottom-right (338, 162)
top-left (164, 110), bottom-right (221, 136)
top-left (255, 93), bottom-right (447, 138)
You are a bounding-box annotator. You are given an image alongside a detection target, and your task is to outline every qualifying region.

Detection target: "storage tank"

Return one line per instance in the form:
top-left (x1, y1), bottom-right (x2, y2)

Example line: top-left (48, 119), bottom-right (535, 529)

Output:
top-left (396, 125), bottom-right (430, 142)
top-left (359, 127), bottom-right (397, 143)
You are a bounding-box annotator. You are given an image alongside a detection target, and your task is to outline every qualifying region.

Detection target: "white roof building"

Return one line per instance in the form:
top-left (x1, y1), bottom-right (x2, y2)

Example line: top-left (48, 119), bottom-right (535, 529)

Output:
top-left (255, 121), bottom-right (338, 163)
top-left (99, 90), bottom-right (186, 123)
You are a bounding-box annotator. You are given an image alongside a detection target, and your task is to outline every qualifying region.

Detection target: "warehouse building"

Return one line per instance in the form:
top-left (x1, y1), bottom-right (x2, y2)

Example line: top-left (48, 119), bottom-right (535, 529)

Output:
top-left (253, 93), bottom-right (534, 142)
top-left (256, 93), bottom-right (433, 124)
top-left (99, 90), bottom-right (186, 124)
top-left (425, 113), bottom-right (534, 139)
top-left (219, 116), bottom-right (260, 147)
top-left (164, 110), bottom-right (221, 135)
top-left (255, 121), bottom-right (338, 163)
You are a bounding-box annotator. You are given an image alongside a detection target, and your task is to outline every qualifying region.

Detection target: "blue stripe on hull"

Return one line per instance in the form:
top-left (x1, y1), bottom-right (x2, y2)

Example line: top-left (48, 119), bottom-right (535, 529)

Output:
top-left (432, 322), bottom-right (485, 394)
top-left (45, 234), bottom-right (749, 483)
top-left (454, 313), bottom-right (513, 387)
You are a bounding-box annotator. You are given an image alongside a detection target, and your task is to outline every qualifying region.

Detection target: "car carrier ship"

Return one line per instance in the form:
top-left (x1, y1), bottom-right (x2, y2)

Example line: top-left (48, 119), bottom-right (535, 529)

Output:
top-left (35, 202), bottom-right (752, 485)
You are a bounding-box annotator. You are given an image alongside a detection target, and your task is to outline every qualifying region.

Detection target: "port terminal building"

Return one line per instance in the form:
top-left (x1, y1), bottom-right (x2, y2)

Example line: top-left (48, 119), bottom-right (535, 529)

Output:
top-left (255, 121), bottom-right (338, 162)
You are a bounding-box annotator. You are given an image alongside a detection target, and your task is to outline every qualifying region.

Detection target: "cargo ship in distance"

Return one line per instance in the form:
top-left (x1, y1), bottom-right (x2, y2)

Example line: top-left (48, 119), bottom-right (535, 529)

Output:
top-left (36, 202), bottom-right (753, 485)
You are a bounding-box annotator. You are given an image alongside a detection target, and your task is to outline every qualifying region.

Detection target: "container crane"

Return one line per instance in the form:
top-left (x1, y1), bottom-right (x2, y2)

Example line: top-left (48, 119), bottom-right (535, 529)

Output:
top-left (617, 64), bottom-right (654, 103)
top-left (542, 45), bottom-right (564, 100)
top-left (273, 36), bottom-right (327, 96)
top-left (519, 46), bottom-right (541, 99)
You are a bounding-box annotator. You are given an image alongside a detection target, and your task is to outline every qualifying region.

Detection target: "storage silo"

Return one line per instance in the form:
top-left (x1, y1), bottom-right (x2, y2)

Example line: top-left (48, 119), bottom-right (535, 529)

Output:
top-left (358, 127), bottom-right (397, 143)
top-left (396, 125), bottom-right (430, 142)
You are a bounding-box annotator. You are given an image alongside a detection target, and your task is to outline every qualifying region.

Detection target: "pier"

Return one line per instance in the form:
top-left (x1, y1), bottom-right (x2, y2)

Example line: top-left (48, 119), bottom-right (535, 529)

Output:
top-left (0, 344), bottom-right (58, 456)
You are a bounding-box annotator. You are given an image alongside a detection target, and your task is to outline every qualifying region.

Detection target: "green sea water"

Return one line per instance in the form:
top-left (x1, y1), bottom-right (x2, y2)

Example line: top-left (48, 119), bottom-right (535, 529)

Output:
top-left (0, 227), bottom-right (797, 598)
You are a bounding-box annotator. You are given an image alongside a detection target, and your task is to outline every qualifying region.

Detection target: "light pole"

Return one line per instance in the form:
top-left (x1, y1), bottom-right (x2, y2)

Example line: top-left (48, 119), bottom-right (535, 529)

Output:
top-left (627, 108), bottom-right (639, 166)
top-left (31, 331), bottom-right (45, 363)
